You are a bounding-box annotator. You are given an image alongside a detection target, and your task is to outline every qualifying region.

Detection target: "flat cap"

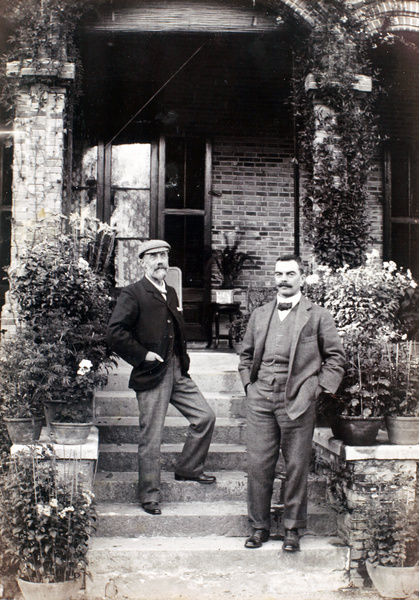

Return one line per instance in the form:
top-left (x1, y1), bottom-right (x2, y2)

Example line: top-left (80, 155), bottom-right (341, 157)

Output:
top-left (138, 239), bottom-right (171, 258)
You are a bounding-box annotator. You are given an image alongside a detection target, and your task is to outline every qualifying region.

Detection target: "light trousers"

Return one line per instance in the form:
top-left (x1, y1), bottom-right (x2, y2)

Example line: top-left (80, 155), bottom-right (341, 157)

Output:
top-left (136, 355), bottom-right (216, 504)
top-left (246, 380), bottom-right (316, 531)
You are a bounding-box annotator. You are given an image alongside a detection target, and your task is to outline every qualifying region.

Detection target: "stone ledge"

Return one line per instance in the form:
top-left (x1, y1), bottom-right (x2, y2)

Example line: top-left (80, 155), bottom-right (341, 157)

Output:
top-left (314, 427), bottom-right (419, 461)
top-left (7, 60), bottom-right (76, 80)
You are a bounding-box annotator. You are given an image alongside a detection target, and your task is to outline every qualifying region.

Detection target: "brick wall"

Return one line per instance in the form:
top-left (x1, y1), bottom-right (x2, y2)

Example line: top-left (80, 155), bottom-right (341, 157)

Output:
top-left (211, 134), bottom-right (384, 292)
top-left (211, 135), bottom-right (296, 289)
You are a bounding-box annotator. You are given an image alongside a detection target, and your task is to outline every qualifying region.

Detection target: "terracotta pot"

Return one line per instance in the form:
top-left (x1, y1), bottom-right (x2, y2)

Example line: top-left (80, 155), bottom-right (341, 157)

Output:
top-left (18, 578), bottom-right (81, 600)
top-left (386, 416), bottom-right (419, 445)
top-left (4, 417), bottom-right (43, 444)
top-left (366, 560), bottom-right (419, 598)
top-left (49, 422), bottom-right (93, 445)
top-left (331, 416), bottom-right (383, 446)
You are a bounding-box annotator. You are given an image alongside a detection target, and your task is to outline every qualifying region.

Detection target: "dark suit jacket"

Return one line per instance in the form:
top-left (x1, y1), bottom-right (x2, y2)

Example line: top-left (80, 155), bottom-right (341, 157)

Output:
top-left (106, 277), bottom-right (190, 391)
top-left (238, 295), bottom-right (345, 419)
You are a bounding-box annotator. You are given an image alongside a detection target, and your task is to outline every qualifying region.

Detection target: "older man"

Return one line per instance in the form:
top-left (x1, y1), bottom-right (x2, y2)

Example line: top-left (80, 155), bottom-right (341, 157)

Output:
top-left (107, 240), bottom-right (216, 516)
top-left (239, 254), bottom-right (345, 551)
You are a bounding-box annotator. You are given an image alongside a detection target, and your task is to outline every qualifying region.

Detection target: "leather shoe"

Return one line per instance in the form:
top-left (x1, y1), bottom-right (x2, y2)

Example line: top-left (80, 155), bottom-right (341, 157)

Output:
top-left (283, 528), bottom-right (300, 552)
top-left (244, 529), bottom-right (270, 548)
top-left (174, 473), bottom-right (216, 484)
top-left (142, 502), bottom-right (161, 515)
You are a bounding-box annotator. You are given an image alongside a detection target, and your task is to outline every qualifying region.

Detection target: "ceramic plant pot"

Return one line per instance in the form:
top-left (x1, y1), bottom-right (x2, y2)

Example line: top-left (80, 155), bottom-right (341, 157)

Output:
top-left (331, 416), bottom-right (383, 446)
top-left (386, 416), bottom-right (419, 445)
top-left (18, 578), bottom-right (81, 600)
top-left (4, 417), bottom-right (43, 444)
top-left (366, 561), bottom-right (419, 599)
top-left (49, 422), bottom-right (93, 445)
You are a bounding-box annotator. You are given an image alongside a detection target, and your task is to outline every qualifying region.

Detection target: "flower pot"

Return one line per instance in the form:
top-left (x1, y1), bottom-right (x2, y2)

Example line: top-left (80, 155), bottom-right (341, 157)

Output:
top-left (49, 422), bottom-right (93, 445)
top-left (18, 578), bottom-right (81, 600)
top-left (366, 561), bottom-right (419, 599)
top-left (44, 401), bottom-right (68, 430)
top-left (386, 416), bottom-right (419, 445)
top-left (331, 416), bottom-right (383, 446)
top-left (4, 417), bottom-right (44, 444)
top-left (214, 289), bottom-right (235, 304)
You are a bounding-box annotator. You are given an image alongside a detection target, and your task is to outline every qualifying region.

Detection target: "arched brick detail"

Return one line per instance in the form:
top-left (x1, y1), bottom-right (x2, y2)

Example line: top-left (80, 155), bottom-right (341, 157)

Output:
top-left (260, 0), bottom-right (326, 28)
top-left (353, 1), bottom-right (419, 34)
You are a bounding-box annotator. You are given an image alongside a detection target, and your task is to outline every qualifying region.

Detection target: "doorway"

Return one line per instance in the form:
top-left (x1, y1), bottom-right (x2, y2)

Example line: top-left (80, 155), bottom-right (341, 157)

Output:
top-left (158, 136), bottom-right (212, 340)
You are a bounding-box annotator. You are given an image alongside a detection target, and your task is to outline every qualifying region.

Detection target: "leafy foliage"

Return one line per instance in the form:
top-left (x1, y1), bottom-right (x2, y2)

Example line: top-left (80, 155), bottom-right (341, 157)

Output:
top-left (0, 214), bottom-right (116, 429)
top-left (212, 231), bottom-right (258, 289)
top-left (304, 252), bottom-right (418, 417)
top-left (0, 445), bottom-right (96, 583)
top-left (366, 499), bottom-right (419, 567)
top-left (293, 1), bottom-right (380, 269)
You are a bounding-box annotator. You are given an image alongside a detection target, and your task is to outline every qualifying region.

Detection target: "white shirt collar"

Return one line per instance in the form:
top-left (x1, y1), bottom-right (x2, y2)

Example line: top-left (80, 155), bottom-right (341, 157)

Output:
top-left (277, 290), bottom-right (301, 308)
top-left (146, 275), bottom-right (167, 295)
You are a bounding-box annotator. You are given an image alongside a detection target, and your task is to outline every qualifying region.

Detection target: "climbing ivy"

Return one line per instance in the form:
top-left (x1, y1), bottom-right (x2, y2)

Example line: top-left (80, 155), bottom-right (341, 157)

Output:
top-left (293, 1), bottom-right (380, 269)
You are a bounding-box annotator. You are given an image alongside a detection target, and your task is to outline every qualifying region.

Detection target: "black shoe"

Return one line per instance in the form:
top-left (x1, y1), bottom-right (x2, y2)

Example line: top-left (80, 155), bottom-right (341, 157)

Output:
top-left (174, 473), bottom-right (216, 484)
top-left (142, 502), bottom-right (161, 515)
top-left (283, 528), bottom-right (300, 552)
top-left (244, 529), bottom-right (270, 549)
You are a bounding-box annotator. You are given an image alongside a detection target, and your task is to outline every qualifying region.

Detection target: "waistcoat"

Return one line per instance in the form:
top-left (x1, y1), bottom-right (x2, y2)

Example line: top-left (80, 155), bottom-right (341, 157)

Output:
top-left (258, 308), bottom-right (297, 386)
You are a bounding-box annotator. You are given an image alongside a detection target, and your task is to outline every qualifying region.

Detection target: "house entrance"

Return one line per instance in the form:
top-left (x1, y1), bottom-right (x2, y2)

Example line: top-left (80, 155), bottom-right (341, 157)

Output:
top-left (89, 136), bottom-right (211, 341)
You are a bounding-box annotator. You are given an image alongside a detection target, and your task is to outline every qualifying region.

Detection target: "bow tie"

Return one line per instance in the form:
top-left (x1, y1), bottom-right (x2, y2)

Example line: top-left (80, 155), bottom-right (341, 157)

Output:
top-left (277, 302), bottom-right (292, 311)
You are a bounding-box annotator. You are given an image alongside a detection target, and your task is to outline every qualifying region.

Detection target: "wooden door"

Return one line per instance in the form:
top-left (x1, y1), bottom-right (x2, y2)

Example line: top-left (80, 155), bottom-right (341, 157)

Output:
top-left (158, 136), bottom-right (212, 340)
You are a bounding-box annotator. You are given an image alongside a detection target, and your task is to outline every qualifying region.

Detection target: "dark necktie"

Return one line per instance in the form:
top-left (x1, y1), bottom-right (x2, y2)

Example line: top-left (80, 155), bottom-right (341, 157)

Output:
top-left (277, 302), bottom-right (292, 311)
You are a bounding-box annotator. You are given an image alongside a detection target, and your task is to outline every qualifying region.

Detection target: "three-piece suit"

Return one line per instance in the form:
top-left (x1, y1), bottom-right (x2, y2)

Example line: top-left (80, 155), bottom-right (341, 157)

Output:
top-left (107, 276), bottom-right (215, 504)
top-left (239, 295), bottom-right (345, 531)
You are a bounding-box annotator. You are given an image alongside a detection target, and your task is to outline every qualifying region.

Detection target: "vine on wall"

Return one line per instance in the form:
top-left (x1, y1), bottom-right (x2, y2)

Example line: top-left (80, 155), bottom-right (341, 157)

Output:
top-left (293, 1), bottom-right (380, 270)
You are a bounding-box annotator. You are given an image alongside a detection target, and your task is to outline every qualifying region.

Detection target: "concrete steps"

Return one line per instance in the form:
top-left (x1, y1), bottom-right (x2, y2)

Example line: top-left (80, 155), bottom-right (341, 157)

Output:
top-left (94, 470), bottom-right (327, 505)
top-left (86, 536), bottom-right (350, 600)
top-left (95, 500), bottom-right (337, 538)
top-left (97, 442), bottom-right (247, 472)
top-left (89, 350), bottom-right (350, 598)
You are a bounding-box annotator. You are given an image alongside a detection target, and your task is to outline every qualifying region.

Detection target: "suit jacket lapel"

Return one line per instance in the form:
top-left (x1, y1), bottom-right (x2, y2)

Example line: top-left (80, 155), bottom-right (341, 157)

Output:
top-left (142, 276), bottom-right (167, 304)
top-left (289, 295), bottom-right (312, 368)
top-left (252, 300), bottom-right (277, 376)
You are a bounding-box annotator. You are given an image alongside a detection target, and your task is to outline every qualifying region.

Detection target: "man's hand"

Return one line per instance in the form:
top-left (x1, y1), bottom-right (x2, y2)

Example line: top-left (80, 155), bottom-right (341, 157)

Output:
top-left (145, 351), bottom-right (164, 363)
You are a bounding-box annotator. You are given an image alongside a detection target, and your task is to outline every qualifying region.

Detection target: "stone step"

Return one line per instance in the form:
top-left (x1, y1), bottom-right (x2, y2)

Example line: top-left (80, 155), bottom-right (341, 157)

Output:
top-left (103, 351), bottom-right (243, 394)
top-left (96, 416), bottom-right (247, 445)
top-left (93, 470), bottom-right (327, 505)
top-left (97, 443), bottom-right (247, 472)
top-left (94, 390), bottom-right (246, 419)
top-left (86, 535), bottom-right (349, 600)
top-left (94, 500), bottom-right (337, 538)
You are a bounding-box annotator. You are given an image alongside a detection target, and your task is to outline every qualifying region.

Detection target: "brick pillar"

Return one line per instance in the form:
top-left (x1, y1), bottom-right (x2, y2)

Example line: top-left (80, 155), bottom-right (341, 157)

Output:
top-left (1, 60), bottom-right (75, 332)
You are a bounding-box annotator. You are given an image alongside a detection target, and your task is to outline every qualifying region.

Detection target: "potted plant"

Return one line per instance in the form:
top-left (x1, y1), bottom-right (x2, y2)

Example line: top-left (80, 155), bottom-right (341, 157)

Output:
top-left (6, 214), bottom-right (116, 440)
top-left (305, 252), bottom-right (418, 444)
top-left (0, 445), bottom-right (97, 600)
top-left (384, 340), bottom-right (419, 444)
top-left (365, 499), bottom-right (419, 598)
top-left (0, 328), bottom-right (49, 444)
top-left (212, 230), bottom-right (258, 304)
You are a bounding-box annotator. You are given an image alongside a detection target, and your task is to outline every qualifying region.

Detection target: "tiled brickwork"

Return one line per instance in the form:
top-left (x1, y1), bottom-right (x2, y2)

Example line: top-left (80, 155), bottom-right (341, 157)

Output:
top-left (211, 136), bottom-right (296, 288)
top-left (10, 82), bottom-right (70, 266)
top-left (314, 430), bottom-right (419, 587)
top-left (211, 135), bottom-right (384, 292)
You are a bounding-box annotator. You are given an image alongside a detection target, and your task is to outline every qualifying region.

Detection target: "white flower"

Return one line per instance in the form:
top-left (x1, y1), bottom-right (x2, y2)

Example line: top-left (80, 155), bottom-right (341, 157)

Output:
top-left (78, 359), bottom-right (93, 375)
top-left (36, 504), bottom-right (51, 517)
top-left (305, 274), bottom-right (320, 285)
top-left (78, 257), bottom-right (90, 271)
top-left (49, 498), bottom-right (58, 508)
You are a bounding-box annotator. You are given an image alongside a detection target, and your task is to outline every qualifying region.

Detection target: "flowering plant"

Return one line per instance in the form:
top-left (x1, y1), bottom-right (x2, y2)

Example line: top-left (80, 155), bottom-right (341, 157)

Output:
top-left (304, 252), bottom-right (418, 418)
top-left (0, 445), bottom-right (97, 583)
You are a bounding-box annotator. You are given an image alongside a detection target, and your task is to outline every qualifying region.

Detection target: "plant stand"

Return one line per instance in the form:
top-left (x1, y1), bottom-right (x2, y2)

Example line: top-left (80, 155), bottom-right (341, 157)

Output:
top-left (10, 426), bottom-right (99, 491)
top-left (313, 427), bottom-right (419, 588)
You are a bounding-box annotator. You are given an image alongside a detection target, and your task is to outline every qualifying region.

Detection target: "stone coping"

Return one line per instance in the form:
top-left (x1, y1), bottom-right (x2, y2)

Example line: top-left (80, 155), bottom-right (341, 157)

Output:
top-left (11, 426), bottom-right (99, 461)
top-left (314, 427), bottom-right (419, 461)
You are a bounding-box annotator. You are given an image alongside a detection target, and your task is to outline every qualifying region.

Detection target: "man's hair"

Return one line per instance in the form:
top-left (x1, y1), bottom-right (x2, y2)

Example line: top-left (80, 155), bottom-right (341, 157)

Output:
top-left (275, 254), bottom-right (304, 274)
